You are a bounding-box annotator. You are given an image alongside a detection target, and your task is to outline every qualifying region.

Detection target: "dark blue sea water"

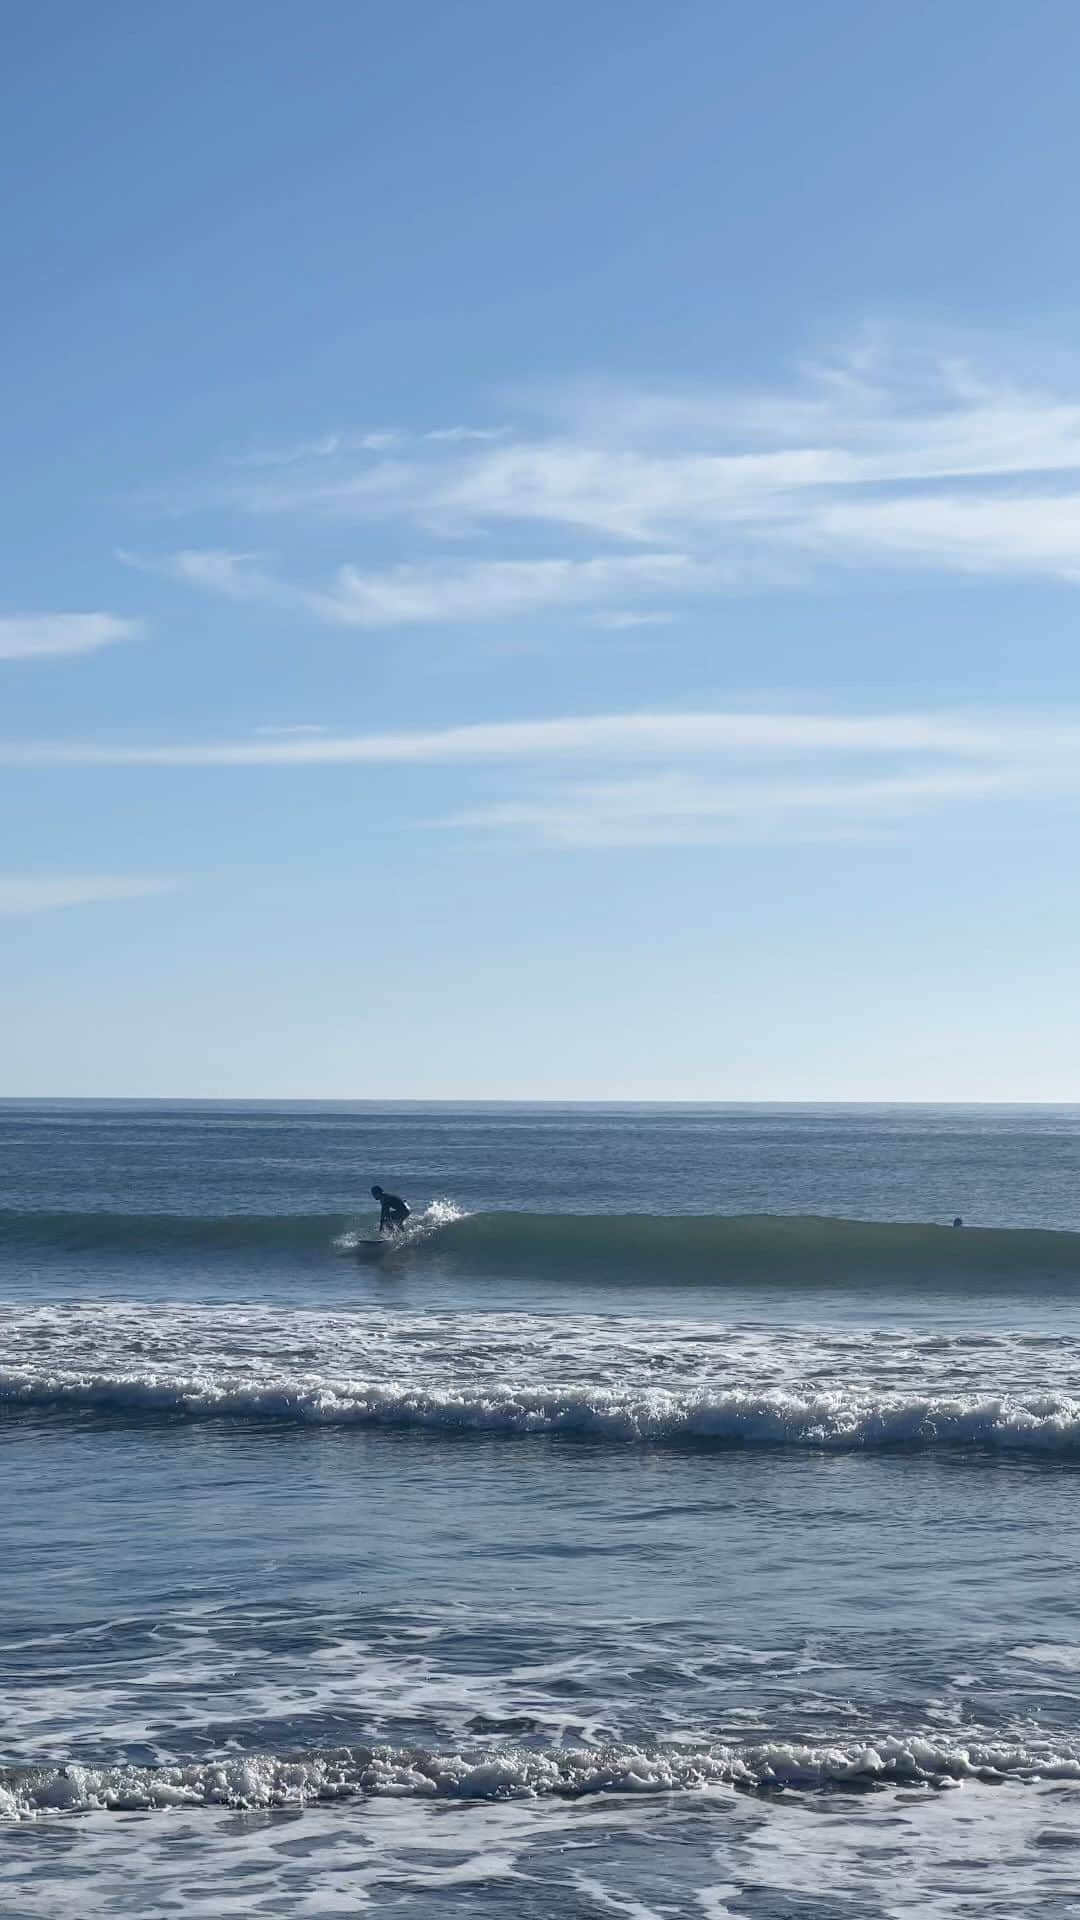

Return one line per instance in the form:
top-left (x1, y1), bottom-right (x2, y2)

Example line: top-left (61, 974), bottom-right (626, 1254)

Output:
top-left (4, 1103), bottom-right (1080, 1917)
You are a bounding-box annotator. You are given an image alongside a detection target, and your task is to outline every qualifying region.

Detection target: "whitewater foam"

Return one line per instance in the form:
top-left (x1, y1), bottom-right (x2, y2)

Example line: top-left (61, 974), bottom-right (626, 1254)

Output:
top-left (5, 1733), bottom-right (1080, 1819)
top-left (5, 1303), bottom-right (1080, 1450)
top-left (332, 1198), bottom-right (468, 1252)
top-left (5, 1368), bottom-right (1080, 1449)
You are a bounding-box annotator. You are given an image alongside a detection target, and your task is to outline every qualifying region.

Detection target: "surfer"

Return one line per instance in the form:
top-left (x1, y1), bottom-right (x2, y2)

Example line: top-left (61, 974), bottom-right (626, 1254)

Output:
top-left (372, 1184), bottom-right (410, 1235)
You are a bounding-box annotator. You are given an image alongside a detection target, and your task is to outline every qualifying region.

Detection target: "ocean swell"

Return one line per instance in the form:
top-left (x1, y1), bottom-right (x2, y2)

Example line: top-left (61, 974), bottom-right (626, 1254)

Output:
top-left (3, 1207), bottom-right (1080, 1284)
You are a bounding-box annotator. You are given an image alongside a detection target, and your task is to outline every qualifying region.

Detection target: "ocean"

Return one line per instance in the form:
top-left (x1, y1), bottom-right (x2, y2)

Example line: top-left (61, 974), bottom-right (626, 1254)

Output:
top-left (3, 1101), bottom-right (1080, 1918)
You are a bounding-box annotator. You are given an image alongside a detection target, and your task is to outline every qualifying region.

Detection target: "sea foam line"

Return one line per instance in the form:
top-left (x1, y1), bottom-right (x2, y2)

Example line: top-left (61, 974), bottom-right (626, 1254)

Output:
top-left (5, 1734), bottom-right (1080, 1819)
top-left (5, 1369), bottom-right (1080, 1451)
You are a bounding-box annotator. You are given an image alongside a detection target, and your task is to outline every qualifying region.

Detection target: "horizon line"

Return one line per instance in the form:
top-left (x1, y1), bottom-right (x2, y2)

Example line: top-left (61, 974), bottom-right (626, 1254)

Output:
top-left (1, 1094), bottom-right (1077, 1109)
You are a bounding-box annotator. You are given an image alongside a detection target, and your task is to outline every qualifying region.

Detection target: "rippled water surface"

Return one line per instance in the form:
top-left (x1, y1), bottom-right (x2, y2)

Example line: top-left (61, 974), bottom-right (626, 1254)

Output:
top-left (4, 1102), bottom-right (1080, 1916)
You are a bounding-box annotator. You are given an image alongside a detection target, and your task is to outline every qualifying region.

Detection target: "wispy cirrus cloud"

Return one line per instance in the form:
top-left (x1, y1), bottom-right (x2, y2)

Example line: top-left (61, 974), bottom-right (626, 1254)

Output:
top-left (9, 707), bottom-right (1080, 768)
top-left (591, 610), bottom-right (680, 631)
top-left (0, 613), bottom-right (141, 661)
top-left (316, 553), bottom-right (696, 624)
top-left (228, 430), bottom-right (404, 468)
top-left (253, 723), bottom-right (329, 737)
top-left (227, 423), bottom-right (507, 468)
top-left (120, 547), bottom-right (700, 627)
top-left (0, 876), bottom-right (175, 916)
top-left (3, 705), bottom-right (1079, 847)
top-left (441, 765), bottom-right (1040, 847)
top-left (424, 425), bottom-right (508, 445)
top-left (794, 489), bottom-right (1080, 577)
top-left (179, 333), bottom-right (1080, 595)
top-left (118, 548), bottom-right (278, 603)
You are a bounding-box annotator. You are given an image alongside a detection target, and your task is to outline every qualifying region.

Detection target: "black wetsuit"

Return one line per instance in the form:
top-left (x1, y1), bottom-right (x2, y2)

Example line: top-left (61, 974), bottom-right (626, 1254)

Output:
top-left (379, 1192), bottom-right (410, 1234)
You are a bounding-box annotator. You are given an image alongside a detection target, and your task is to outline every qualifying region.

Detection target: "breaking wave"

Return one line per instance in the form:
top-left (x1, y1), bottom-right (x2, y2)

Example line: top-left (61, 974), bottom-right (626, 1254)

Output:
top-left (5, 1733), bottom-right (1080, 1819)
top-left (6, 1367), bottom-right (1080, 1452)
top-left (3, 1207), bottom-right (1080, 1284)
top-left (0, 1202), bottom-right (463, 1258)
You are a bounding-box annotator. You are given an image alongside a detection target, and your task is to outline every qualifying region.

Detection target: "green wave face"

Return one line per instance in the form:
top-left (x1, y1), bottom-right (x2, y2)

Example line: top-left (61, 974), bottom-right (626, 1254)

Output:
top-left (3, 1207), bottom-right (1080, 1283)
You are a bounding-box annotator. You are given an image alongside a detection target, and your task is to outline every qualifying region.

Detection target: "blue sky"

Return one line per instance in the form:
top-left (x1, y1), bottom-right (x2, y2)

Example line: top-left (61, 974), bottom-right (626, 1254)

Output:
top-left (4, 0), bottom-right (1080, 1098)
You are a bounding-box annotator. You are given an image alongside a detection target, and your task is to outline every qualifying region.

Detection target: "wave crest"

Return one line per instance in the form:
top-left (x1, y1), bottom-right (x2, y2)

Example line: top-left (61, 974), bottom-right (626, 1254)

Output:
top-left (6, 1369), bottom-right (1080, 1452)
top-left (5, 1733), bottom-right (1080, 1819)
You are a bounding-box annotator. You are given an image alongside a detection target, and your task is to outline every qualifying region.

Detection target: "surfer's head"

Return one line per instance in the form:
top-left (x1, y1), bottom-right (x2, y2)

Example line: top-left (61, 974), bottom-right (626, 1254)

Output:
top-left (371, 1185), bottom-right (383, 1199)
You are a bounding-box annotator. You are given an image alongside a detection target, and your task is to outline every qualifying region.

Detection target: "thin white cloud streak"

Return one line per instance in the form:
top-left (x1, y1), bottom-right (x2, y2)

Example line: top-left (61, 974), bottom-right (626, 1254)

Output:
top-left (0, 876), bottom-right (175, 916)
top-left (4, 707), bottom-right (1080, 768)
top-left (229, 424), bottom-right (507, 468)
top-left (230, 433), bottom-right (351, 467)
top-left (5, 705), bottom-right (1076, 849)
top-left (228, 430), bottom-right (405, 467)
top-left (253, 723), bottom-right (329, 736)
top-left (591, 610), bottom-right (680, 629)
top-left (0, 614), bottom-right (141, 661)
top-left (197, 339), bottom-right (1080, 586)
top-left (121, 547), bottom-right (701, 627)
top-left (424, 426), bottom-right (508, 444)
top-left (221, 406), bottom-right (1080, 527)
top-left (797, 491), bottom-right (1080, 576)
top-left (118, 548), bottom-right (279, 602)
top-left (392, 432), bottom-right (1080, 563)
top-left (442, 765), bottom-right (1047, 848)
top-left (318, 553), bottom-right (697, 624)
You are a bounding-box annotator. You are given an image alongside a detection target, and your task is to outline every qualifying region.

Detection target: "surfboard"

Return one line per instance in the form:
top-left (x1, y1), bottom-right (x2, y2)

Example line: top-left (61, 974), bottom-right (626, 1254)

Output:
top-left (352, 1232), bottom-right (418, 1259)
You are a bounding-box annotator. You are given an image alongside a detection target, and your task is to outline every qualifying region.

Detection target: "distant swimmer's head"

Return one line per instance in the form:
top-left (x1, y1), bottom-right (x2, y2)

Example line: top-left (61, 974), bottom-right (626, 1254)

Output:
top-left (952, 1216), bottom-right (964, 1228)
top-left (371, 1185), bottom-right (384, 1199)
